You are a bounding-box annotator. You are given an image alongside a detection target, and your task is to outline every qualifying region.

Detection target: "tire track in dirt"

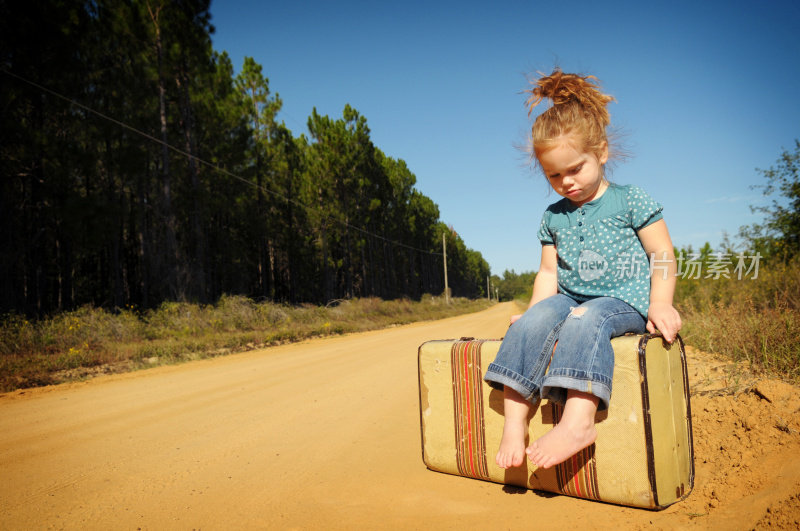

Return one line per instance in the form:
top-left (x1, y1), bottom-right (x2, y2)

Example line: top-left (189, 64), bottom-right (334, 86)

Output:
top-left (1, 302), bottom-right (798, 529)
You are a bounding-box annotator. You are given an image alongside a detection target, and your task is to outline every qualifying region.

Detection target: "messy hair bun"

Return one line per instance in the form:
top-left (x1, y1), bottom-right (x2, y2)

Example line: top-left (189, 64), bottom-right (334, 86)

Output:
top-left (526, 69), bottom-right (616, 163)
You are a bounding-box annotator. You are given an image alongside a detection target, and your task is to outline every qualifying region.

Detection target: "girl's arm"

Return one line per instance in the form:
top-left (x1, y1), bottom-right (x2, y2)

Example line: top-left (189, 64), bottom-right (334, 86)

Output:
top-left (637, 219), bottom-right (682, 342)
top-left (510, 244), bottom-right (558, 324)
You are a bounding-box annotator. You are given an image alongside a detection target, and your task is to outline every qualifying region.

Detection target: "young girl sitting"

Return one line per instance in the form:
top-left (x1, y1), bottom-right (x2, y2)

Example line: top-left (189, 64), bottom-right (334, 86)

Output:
top-left (483, 69), bottom-right (682, 470)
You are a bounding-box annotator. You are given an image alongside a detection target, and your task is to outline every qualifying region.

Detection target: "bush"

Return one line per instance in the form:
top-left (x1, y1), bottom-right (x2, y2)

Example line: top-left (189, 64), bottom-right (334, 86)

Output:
top-left (675, 257), bottom-right (800, 379)
top-left (0, 295), bottom-right (493, 392)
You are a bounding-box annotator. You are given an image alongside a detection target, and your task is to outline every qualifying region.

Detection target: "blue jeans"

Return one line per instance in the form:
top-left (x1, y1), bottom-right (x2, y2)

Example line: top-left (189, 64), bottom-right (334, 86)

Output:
top-left (483, 294), bottom-right (647, 410)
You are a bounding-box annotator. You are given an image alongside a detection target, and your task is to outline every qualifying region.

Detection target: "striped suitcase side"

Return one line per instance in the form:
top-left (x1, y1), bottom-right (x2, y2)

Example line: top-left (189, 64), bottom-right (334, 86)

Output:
top-left (417, 334), bottom-right (694, 509)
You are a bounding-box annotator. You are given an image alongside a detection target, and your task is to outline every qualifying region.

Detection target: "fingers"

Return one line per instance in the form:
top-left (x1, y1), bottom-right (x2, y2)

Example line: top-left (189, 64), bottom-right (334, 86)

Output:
top-left (665, 309), bottom-right (682, 342)
top-left (646, 303), bottom-right (683, 343)
top-left (655, 317), bottom-right (679, 343)
top-left (652, 318), bottom-right (673, 343)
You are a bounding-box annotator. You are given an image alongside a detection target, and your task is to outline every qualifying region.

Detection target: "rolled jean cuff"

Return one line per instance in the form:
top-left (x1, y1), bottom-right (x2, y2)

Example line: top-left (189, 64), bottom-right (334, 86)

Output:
top-left (542, 374), bottom-right (612, 411)
top-left (484, 362), bottom-right (538, 401)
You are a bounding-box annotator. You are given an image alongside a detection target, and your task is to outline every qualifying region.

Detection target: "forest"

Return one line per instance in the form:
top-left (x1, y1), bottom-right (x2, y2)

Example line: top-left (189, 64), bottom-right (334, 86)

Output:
top-left (0, 0), bottom-right (491, 318)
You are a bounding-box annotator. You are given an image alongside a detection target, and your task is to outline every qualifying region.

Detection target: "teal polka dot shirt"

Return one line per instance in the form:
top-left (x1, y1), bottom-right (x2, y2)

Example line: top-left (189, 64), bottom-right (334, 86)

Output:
top-left (537, 183), bottom-right (664, 318)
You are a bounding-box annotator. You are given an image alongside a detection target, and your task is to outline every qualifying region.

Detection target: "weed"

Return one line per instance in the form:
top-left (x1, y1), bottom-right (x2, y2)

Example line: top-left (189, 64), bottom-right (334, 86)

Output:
top-left (675, 257), bottom-right (800, 380)
top-left (0, 296), bottom-right (492, 392)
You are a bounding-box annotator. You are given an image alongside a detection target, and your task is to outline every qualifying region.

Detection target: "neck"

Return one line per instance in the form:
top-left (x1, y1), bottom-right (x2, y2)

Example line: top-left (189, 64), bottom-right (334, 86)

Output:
top-left (571, 180), bottom-right (609, 207)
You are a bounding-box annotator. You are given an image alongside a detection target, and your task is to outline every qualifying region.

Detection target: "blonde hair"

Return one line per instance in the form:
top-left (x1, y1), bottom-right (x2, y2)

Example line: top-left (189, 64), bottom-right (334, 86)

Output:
top-left (526, 69), bottom-right (616, 163)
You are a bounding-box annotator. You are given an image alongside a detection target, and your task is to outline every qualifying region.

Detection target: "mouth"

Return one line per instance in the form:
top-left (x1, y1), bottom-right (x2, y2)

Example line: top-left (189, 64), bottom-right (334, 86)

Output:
top-left (566, 189), bottom-right (582, 197)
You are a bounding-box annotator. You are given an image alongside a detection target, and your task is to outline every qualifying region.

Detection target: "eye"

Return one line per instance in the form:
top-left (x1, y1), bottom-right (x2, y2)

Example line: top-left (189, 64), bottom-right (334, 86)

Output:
top-left (570, 164), bottom-right (584, 175)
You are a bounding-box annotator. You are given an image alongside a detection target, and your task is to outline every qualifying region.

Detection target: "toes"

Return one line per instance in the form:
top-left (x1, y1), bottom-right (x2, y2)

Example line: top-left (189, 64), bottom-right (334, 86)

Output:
top-left (497, 451), bottom-right (514, 469)
top-left (526, 443), bottom-right (543, 465)
top-left (496, 449), bottom-right (526, 469)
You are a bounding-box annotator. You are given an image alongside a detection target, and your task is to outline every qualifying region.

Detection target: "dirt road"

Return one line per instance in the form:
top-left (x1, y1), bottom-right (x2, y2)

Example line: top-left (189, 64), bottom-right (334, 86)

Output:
top-left (2, 302), bottom-right (799, 529)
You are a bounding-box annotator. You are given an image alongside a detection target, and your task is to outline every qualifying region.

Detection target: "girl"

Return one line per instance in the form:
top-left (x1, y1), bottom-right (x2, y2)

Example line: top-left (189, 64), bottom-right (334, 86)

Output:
top-left (483, 69), bottom-right (682, 470)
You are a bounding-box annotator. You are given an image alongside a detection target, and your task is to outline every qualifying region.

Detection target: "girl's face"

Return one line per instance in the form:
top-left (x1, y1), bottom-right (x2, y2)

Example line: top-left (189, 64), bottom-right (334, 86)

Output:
top-left (537, 135), bottom-right (609, 206)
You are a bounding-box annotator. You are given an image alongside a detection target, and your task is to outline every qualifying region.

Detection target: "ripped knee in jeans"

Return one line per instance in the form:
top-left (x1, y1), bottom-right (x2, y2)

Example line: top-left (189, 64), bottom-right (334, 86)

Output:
top-left (569, 306), bottom-right (587, 318)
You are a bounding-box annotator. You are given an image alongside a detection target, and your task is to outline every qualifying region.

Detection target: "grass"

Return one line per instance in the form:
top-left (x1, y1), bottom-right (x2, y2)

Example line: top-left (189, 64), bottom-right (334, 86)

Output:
top-left (0, 295), bottom-right (493, 393)
top-left (4, 258), bottom-right (797, 393)
top-left (675, 257), bottom-right (800, 381)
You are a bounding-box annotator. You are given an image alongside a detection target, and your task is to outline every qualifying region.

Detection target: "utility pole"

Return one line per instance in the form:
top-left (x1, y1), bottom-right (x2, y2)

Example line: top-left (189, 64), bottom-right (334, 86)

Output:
top-left (442, 233), bottom-right (450, 304)
top-left (487, 276), bottom-right (490, 301)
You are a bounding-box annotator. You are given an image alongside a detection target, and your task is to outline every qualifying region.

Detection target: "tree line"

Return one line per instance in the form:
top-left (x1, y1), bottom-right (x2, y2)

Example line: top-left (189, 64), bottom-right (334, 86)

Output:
top-left (0, 0), bottom-right (490, 317)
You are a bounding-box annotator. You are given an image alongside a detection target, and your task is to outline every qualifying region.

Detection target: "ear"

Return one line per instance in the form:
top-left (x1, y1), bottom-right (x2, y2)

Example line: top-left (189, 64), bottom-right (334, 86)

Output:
top-left (598, 142), bottom-right (609, 165)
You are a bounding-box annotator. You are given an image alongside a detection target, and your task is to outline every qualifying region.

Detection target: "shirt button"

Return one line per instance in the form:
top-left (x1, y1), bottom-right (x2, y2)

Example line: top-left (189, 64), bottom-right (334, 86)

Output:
top-left (578, 221), bottom-right (583, 226)
top-left (579, 236), bottom-right (584, 242)
top-left (581, 210), bottom-right (585, 215)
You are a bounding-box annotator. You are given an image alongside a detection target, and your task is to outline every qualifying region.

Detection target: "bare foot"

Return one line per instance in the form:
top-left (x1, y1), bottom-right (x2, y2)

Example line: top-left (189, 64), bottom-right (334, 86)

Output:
top-left (496, 417), bottom-right (527, 468)
top-left (496, 386), bottom-right (531, 469)
top-left (526, 390), bottom-right (599, 469)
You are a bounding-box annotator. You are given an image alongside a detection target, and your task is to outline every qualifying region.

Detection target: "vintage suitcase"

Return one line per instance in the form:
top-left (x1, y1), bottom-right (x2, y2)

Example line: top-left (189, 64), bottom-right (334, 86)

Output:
top-left (417, 334), bottom-right (694, 509)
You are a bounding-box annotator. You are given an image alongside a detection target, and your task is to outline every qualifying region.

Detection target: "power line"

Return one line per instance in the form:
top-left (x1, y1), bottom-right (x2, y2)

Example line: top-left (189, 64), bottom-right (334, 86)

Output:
top-left (0, 67), bottom-right (444, 257)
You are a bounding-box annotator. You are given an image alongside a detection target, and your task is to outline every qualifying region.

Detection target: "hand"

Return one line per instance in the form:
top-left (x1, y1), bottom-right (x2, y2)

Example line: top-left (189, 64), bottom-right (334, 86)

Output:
top-left (646, 302), bottom-right (682, 343)
top-left (509, 314), bottom-right (523, 325)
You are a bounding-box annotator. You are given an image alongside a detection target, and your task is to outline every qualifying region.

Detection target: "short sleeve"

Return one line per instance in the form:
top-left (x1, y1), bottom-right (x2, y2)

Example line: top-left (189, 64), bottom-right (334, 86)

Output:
top-left (537, 211), bottom-right (554, 245)
top-left (627, 186), bottom-right (664, 230)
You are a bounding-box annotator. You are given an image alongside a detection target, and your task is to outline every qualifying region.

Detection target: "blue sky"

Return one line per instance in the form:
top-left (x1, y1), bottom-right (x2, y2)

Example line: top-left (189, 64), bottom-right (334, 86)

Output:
top-left (209, 0), bottom-right (800, 275)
